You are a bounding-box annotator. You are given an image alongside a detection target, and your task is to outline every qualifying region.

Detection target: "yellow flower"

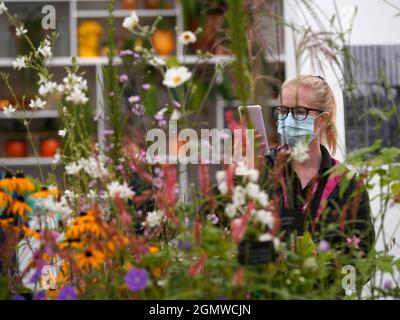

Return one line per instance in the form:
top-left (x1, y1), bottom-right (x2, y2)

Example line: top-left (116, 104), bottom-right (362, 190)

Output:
top-left (152, 267), bottom-right (162, 278)
top-left (0, 217), bottom-right (14, 229)
top-left (22, 226), bottom-right (41, 240)
top-left (6, 197), bottom-right (32, 216)
top-left (75, 247), bottom-right (105, 271)
top-left (14, 174), bottom-right (35, 193)
top-left (32, 187), bottom-right (60, 198)
top-left (0, 176), bottom-right (18, 192)
top-left (0, 191), bottom-right (11, 208)
top-left (148, 245), bottom-right (160, 254)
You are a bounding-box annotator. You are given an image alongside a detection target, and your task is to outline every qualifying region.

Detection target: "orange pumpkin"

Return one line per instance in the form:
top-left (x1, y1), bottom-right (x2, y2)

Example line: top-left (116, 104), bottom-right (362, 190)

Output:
top-left (40, 138), bottom-right (60, 157)
top-left (122, 0), bottom-right (138, 9)
top-left (5, 140), bottom-right (28, 157)
top-left (152, 30), bottom-right (175, 56)
top-left (145, 0), bottom-right (160, 9)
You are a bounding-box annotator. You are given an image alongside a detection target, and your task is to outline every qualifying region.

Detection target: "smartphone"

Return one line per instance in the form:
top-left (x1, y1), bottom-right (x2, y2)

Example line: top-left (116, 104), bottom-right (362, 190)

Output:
top-left (238, 105), bottom-right (270, 155)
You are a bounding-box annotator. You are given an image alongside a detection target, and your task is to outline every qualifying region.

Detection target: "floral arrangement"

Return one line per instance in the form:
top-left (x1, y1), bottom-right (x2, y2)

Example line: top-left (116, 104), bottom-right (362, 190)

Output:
top-left (1, 0), bottom-right (400, 300)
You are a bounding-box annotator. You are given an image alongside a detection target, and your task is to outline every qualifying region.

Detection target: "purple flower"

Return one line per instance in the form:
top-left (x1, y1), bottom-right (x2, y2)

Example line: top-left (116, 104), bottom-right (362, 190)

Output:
top-left (101, 129), bottom-right (114, 136)
top-left (57, 285), bottom-right (78, 300)
top-left (142, 83), bottom-right (151, 90)
top-left (119, 74), bottom-right (129, 83)
top-left (119, 49), bottom-right (134, 57)
top-left (318, 240), bottom-right (330, 252)
top-left (125, 268), bottom-right (148, 291)
top-left (172, 100), bottom-right (181, 108)
top-left (207, 213), bottom-right (219, 225)
top-left (128, 95), bottom-right (141, 104)
top-left (384, 280), bottom-right (393, 290)
top-left (173, 239), bottom-right (192, 251)
top-left (94, 110), bottom-right (104, 121)
top-left (12, 294), bottom-right (26, 300)
top-left (132, 104), bottom-right (145, 117)
top-left (33, 291), bottom-right (46, 300)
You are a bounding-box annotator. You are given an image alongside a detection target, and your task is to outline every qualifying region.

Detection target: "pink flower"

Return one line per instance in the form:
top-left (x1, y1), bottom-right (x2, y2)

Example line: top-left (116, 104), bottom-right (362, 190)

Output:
top-left (119, 74), bottom-right (129, 83)
top-left (346, 235), bottom-right (361, 249)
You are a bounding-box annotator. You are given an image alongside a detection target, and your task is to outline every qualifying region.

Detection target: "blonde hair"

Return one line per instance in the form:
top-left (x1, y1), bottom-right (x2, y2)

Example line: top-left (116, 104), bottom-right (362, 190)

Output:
top-left (281, 74), bottom-right (337, 155)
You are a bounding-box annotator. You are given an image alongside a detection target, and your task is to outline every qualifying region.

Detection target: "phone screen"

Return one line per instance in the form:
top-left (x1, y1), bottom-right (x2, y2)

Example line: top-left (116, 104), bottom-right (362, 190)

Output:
top-left (238, 105), bottom-right (270, 155)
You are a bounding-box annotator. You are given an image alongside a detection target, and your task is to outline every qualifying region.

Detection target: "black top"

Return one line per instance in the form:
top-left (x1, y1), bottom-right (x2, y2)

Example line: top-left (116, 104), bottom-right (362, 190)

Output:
top-left (266, 144), bottom-right (375, 255)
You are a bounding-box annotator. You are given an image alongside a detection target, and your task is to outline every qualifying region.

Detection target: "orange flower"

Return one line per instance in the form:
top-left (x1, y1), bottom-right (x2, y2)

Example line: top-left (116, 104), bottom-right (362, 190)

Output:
top-left (32, 187), bottom-right (60, 198)
top-left (152, 267), bottom-right (162, 278)
top-left (148, 245), bottom-right (160, 254)
top-left (14, 175), bottom-right (35, 193)
top-left (0, 191), bottom-right (11, 208)
top-left (6, 198), bottom-right (32, 216)
top-left (22, 226), bottom-right (41, 240)
top-left (75, 247), bottom-right (105, 270)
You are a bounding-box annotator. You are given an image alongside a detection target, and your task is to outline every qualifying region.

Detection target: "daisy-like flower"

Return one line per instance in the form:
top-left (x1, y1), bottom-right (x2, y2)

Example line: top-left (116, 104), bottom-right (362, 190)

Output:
top-left (179, 31), bottom-right (197, 45)
top-left (38, 39), bottom-right (52, 59)
top-left (232, 185), bottom-right (246, 207)
top-left (2, 105), bottom-right (16, 117)
top-left (122, 11), bottom-right (139, 32)
top-left (75, 247), bottom-right (105, 270)
top-left (291, 140), bottom-right (310, 163)
top-left (148, 56), bottom-right (166, 67)
top-left (0, 190), bottom-right (11, 209)
top-left (107, 181), bottom-right (135, 200)
top-left (6, 196), bottom-right (32, 216)
top-left (58, 129), bottom-right (67, 137)
top-left (15, 24), bottom-right (27, 38)
top-left (12, 56), bottom-right (27, 70)
top-left (29, 98), bottom-right (46, 110)
top-left (65, 161), bottom-right (82, 175)
top-left (144, 210), bottom-right (164, 228)
top-left (0, 2), bottom-right (7, 15)
top-left (162, 66), bottom-right (192, 88)
top-left (257, 190), bottom-right (269, 207)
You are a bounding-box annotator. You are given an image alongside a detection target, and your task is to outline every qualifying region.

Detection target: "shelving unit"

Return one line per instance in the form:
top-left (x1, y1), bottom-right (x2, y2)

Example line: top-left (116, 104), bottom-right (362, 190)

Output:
top-left (0, 0), bottom-right (285, 183)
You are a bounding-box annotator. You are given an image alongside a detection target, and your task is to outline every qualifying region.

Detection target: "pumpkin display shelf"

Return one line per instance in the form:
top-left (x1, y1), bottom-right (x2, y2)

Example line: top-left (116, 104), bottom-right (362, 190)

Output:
top-left (0, 0), bottom-right (285, 180)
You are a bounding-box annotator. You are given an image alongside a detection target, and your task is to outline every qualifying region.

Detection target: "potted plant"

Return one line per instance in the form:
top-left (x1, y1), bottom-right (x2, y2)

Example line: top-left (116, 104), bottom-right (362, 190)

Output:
top-left (121, 0), bottom-right (139, 10)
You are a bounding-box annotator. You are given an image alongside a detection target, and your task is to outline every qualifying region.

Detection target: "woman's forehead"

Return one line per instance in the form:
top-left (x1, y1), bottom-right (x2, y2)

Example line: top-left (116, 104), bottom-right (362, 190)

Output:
top-left (280, 86), bottom-right (315, 106)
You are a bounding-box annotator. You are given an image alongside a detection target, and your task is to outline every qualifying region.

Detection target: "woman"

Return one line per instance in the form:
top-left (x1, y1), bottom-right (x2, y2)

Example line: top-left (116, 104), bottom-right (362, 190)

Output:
top-left (264, 74), bottom-right (375, 255)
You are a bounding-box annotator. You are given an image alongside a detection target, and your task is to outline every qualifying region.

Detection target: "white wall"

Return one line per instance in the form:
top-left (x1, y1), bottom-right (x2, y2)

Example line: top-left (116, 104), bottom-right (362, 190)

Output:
top-left (283, 0), bottom-right (400, 294)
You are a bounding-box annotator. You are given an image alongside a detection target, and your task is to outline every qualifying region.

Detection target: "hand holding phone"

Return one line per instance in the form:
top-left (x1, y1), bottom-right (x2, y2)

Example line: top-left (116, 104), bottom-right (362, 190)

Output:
top-left (238, 105), bottom-right (270, 155)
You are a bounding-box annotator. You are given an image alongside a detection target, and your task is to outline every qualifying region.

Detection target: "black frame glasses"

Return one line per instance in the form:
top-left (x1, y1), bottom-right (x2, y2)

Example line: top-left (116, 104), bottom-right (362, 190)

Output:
top-left (272, 106), bottom-right (323, 121)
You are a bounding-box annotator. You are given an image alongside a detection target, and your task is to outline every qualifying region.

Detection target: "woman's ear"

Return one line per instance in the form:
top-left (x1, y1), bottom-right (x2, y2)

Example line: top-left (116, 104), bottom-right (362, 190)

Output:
top-left (318, 111), bottom-right (331, 127)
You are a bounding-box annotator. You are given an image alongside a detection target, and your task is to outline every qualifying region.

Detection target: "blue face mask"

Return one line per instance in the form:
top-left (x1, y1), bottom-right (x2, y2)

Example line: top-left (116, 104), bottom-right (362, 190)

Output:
top-left (277, 113), bottom-right (321, 146)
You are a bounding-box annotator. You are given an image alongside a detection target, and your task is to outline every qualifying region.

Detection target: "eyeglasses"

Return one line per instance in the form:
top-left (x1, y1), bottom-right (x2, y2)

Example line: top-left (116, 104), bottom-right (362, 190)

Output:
top-left (272, 106), bottom-right (323, 121)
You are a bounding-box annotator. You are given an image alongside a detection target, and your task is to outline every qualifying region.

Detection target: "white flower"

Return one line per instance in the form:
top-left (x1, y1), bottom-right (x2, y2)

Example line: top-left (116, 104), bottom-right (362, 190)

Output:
top-left (29, 98), bottom-right (46, 110)
top-left (225, 203), bottom-right (237, 219)
top-left (257, 190), bottom-right (269, 207)
top-left (52, 151), bottom-right (61, 164)
top-left (58, 129), bottom-right (67, 137)
top-left (12, 56), bottom-right (27, 70)
top-left (179, 31), bottom-right (197, 45)
top-left (0, 2), bottom-right (8, 15)
top-left (233, 185), bottom-right (246, 207)
top-left (2, 105), bottom-right (16, 117)
top-left (39, 81), bottom-right (58, 96)
top-left (122, 11), bottom-right (139, 31)
top-left (216, 171), bottom-right (226, 184)
top-left (65, 88), bottom-right (89, 105)
top-left (87, 189), bottom-right (97, 200)
top-left (63, 189), bottom-right (77, 200)
top-left (217, 181), bottom-right (228, 195)
top-left (38, 39), bottom-right (52, 59)
top-left (254, 209), bottom-right (274, 229)
top-left (259, 232), bottom-right (273, 242)
top-left (170, 109), bottom-right (182, 121)
top-left (245, 182), bottom-right (260, 200)
top-left (291, 140), bottom-right (310, 163)
top-left (78, 156), bottom-right (108, 179)
top-left (107, 181), bottom-right (135, 200)
top-left (235, 161), bottom-right (249, 176)
top-left (248, 169), bottom-right (259, 182)
top-left (145, 210), bottom-right (164, 228)
top-left (16, 24), bottom-right (27, 38)
top-left (65, 162), bottom-right (82, 175)
top-left (148, 56), bottom-right (166, 67)
top-left (162, 66), bottom-right (192, 88)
